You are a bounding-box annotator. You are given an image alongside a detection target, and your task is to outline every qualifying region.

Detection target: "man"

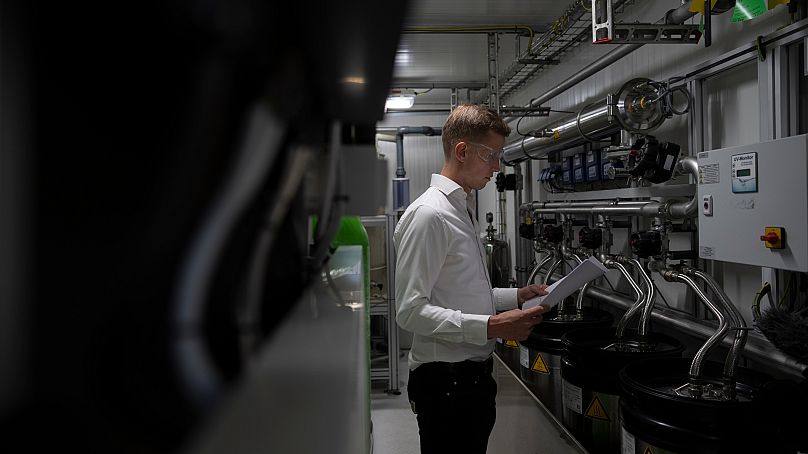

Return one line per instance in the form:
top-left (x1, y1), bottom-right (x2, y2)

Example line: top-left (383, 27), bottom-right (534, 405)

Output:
top-left (394, 104), bottom-right (549, 454)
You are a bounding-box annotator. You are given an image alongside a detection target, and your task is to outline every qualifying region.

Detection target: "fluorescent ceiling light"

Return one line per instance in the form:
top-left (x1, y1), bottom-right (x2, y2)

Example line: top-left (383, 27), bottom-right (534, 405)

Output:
top-left (385, 95), bottom-right (415, 110)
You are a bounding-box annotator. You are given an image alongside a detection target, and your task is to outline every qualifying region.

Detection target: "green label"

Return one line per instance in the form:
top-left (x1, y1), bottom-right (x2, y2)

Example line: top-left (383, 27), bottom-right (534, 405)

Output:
top-left (732, 0), bottom-right (767, 22)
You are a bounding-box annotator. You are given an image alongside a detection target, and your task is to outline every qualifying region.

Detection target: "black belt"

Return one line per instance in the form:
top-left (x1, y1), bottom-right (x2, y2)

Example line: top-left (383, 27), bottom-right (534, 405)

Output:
top-left (415, 358), bottom-right (494, 378)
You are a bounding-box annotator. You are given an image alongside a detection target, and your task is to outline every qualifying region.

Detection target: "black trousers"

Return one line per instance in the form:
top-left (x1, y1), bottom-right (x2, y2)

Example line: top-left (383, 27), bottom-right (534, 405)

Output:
top-left (407, 359), bottom-right (497, 454)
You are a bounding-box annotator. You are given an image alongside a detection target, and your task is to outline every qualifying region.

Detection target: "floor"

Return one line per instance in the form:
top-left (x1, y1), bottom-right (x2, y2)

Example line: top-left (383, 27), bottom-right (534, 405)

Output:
top-left (370, 352), bottom-right (588, 454)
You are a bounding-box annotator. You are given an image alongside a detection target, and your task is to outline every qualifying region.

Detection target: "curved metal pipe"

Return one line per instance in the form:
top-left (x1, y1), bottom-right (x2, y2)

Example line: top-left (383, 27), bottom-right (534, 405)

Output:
top-left (581, 284), bottom-right (806, 378)
top-left (660, 269), bottom-right (729, 380)
top-left (612, 260), bottom-right (645, 338)
top-left (668, 157), bottom-right (699, 218)
top-left (629, 258), bottom-right (656, 337)
top-left (568, 252), bottom-right (589, 311)
top-left (690, 269), bottom-right (748, 397)
top-left (528, 249), bottom-right (555, 284)
top-left (543, 256), bottom-right (563, 286)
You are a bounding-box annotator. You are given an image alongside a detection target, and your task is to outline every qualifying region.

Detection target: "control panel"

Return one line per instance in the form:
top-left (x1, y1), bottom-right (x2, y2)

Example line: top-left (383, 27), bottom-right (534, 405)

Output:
top-left (697, 134), bottom-right (808, 271)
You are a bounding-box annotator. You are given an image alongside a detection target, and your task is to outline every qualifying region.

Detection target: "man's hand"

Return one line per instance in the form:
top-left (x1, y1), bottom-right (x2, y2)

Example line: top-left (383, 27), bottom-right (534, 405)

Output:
top-left (487, 304), bottom-right (550, 341)
top-left (517, 283), bottom-right (549, 308)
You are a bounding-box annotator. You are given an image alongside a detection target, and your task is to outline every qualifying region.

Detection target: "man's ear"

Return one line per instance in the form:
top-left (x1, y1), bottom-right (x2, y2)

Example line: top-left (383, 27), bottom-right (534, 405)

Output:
top-left (454, 141), bottom-right (467, 163)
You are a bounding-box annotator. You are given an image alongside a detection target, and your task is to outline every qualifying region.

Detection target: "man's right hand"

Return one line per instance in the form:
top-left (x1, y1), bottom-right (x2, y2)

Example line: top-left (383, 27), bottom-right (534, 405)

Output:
top-left (487, 304), bottom-right (550, 341)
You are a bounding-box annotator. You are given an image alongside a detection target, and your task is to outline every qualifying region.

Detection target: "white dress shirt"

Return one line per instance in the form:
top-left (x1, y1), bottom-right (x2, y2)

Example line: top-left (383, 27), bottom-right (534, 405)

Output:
top-left (394, 174), bottom-right (518, 370)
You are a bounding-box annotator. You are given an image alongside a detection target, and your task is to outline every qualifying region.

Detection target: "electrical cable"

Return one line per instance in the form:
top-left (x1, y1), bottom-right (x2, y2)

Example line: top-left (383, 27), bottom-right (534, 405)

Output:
top-left (752, 281), bottom-right (773, 320)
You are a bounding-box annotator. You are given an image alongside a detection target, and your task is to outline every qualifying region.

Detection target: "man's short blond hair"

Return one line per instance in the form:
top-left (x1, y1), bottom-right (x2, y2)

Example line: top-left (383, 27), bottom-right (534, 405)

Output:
top-left (442, 104), bottom-right (511, 160)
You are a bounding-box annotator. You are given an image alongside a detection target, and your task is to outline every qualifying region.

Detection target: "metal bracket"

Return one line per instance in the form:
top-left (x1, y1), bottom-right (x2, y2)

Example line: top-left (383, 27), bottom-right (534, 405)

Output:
top-left (500, 106), bottom-right (551, 117)
top-left (609, 24), bottom-right (702, 44)
top-left (592, 0), bottom-right (614, 43)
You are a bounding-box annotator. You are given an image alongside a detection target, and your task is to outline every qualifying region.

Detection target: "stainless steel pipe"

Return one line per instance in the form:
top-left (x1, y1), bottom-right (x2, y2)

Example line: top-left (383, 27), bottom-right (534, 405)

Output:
top-left (659, 269), bottom-right (729, 382)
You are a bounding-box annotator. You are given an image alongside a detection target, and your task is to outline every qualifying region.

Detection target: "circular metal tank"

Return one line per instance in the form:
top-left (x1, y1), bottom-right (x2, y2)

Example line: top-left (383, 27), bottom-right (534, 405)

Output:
top-left (560, 327), bottom-right (684, 454)
top-left (495, 336), bottom-right (522, 372)
top-left (482, 229), bottom-right (511, 289)
top-left (518, 307), bottom-right (613, 419)
top-left (619, 357), bottom-right (786, 454)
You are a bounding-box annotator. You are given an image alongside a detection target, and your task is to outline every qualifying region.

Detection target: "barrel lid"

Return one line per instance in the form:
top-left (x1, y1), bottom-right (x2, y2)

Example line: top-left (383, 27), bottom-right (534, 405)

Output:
top-left (520, 330), bottom-right (565, 353)
top-left (562, 326), bottom-right (684, 373)
top-left (619, 358), bottom-right (778, 450)
top-left (620, 357), bottom-right (773, 410)
top-left (532, 306), bottom-right (614, 338)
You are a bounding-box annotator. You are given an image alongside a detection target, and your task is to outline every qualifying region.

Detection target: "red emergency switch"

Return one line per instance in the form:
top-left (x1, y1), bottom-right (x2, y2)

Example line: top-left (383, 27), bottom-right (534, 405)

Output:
top-left (760, 227), bottom-right (784, 249)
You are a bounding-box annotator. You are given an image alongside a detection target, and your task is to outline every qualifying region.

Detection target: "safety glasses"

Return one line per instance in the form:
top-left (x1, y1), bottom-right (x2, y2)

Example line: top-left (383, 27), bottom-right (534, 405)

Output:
top-left (466, 141), bottom-right (503, 164)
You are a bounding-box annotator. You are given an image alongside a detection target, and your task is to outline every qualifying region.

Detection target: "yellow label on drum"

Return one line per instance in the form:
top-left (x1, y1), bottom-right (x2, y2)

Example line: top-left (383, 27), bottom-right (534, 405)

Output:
top-left (531, 352), bottom-right (550, 374)
top-left (584, 395), bottom-right (610, 421)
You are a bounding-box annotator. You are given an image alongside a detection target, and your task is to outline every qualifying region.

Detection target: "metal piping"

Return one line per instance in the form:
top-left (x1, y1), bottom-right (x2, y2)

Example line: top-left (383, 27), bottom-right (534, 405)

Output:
top-left (511, 3), bottom-right (695, 112)
top-left (395, 126), bottom-right (441, 178)
top-left (660, 269), bottom-right (729, 381)
top-left (582, 284), bottom-right (806, 378)
top-left (529, 198), bottom-right (697, 220)
top-left (612, 260), bottom-right (647, 338)
top-left (528, 250), bottom-right (555, 284)
top-left (566, 251), bottom-right (588, 312)
top-left (668, 157), bottom-right (699, 218)
top-left (501, 3), bottom-right (701, 164)
top-left (390, 126), bottom-right (442, 212)
top-left (629, 258), bottom-right (656, 337)
top-left (543, 256), bottom-right (563, 286)
top-left (690, 268), bottom-right (748, 398)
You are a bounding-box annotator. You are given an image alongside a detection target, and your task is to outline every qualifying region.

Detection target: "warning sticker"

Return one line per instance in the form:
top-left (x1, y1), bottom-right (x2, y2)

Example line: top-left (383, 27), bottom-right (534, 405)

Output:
top-left (531, 352), bottom-right (550, 374)
top-left (644, 447), bottom-right (654, 454)
top-left (584, 395), bottom-right (610, 421)
top-left (504, 340), bottom-right (519, 348)
top-left (563, 381), bottom-right (582, 414)
top-left (519, 346), bottom-right (529, 368)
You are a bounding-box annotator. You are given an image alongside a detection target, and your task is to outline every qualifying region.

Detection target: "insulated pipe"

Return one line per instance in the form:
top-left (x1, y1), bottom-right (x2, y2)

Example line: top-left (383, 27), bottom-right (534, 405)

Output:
top-left (659, 269), bottom-right (729, 382)
top-left (689, 269), bottom-right (748, 398)
top-left (611, 259), bottom-right (646, 338)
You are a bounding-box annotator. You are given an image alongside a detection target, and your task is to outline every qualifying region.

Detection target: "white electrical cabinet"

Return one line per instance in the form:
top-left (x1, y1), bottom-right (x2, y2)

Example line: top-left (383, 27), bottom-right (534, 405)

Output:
top-left (697, 134), bottom-right (808, 271)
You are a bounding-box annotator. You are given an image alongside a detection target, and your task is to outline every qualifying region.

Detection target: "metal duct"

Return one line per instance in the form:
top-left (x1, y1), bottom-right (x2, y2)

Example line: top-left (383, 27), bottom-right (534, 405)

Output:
top-left (503, 77), bottom-right (668, 164)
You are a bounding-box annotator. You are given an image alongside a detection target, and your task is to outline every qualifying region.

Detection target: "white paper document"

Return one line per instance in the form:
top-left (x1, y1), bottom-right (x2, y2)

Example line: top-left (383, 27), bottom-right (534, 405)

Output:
top-left (522, 256), bottom-right (608, 310)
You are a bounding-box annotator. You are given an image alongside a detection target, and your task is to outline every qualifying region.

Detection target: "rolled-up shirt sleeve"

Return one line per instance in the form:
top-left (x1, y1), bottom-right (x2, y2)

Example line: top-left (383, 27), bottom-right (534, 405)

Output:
top-left (395, 205), bottom-right (491, 345)
top-left (492, 288), bottom-right (519, 312)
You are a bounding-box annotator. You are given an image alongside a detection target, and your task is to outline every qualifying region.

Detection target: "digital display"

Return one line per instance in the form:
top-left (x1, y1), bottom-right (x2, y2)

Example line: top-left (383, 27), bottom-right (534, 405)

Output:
top-left (736, 169), bottom-right (751, 177)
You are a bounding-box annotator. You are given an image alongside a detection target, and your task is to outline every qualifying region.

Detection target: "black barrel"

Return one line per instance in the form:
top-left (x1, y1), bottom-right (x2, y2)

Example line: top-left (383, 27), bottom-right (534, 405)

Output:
top-left (619, 357), bottom-right (790, 454)
top-left (519, 307), bottom-right (613, 419)
top-left (560, 327), bottom-right (684, 454)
